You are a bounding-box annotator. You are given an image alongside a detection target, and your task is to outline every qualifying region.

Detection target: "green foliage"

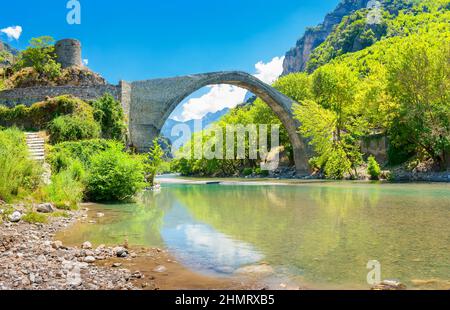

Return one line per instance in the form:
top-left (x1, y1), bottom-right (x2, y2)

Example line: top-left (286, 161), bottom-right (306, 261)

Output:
top-left (293, 63), bottom-right (365, 179)
top-left (91, 94), bottom-right (126, 141)
top-left (242, 167), bottom-right (253, 176)
top-left (22, 211), bottom-right (48, 224)
top-left (48, 115), bottom-right (100, 144)
top-left (44, 167), bottom-right (84, 210)
top-left (386, 38), bottom-right (450, 169)
top-left (143, 138), bottom-right (165, 186)
top-left (168, 1), bottom-right (450, 178)
top-left (47, 139), bottom-right (121, 172)
top-left (273, 73), bottom-right (313, 102)
top-left (307, 9), bottom-right (388, 72)
top-left (254, 168), bottom-right (269, 177)
top-left (14, 36), bottom-right (61, 80)
top-left (367, 156), bottom-right (381, 180)
top-left (86, 147), bottom-right (145, 201)
top-left (0, 128), bottom-right (41, 201)
top-left (0, 95), bottom-right (94, 131)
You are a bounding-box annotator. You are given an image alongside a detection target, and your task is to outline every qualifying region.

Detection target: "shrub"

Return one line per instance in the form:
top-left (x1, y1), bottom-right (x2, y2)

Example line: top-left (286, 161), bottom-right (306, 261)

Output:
top-left (91, 94), bottom-right (126, 141)
top-left (0, 128), bottom-right (41, 201)
top-left (22, 212), bottom-right (47, 224)
top-left (254, 167), bottom-right (269, 177)
top-left (367, 156), bottom-right (381, 180)
top-left (47, 139), bottom-right (123, 172)
top-left (48, 115), bottom-right (100, 144)
top-left (0, 95), bottom-right (95, 131)
top-left (86, 148), bottom-right (145, 201)
top-left (44, 168), bottom-right (84, 210)
top-left (323, 147), bottom-right (352, 180)
top-left (242, 167), bottom-right (253, 176)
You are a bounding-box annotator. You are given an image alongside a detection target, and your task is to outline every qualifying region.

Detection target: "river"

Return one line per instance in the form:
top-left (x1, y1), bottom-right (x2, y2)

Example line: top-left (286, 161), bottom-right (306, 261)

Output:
top-left (57, 178), bottom-right (450, 289)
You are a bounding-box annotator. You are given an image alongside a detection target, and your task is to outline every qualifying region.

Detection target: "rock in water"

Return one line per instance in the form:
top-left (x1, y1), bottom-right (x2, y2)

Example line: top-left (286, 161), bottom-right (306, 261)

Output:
top-left (9, 211), bottom-right (22, 223)
top-left (36, 203), bottom-right (55, 213)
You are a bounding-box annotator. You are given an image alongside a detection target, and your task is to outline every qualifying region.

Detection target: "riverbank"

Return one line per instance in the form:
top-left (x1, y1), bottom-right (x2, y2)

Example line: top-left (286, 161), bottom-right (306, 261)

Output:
top-left (0, 202), bottom-right (266, 290)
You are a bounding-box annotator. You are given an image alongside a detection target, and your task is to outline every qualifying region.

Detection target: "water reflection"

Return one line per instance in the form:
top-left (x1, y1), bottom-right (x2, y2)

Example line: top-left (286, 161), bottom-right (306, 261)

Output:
top-left (58, 182), bottom-right (450, 289)
top-left (161, 202), bottom-right (264, 275)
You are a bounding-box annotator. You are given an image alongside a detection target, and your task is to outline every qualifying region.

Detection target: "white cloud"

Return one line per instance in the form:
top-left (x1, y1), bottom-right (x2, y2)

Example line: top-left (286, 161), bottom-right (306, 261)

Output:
top-left (1, 26), bottom-right (22, 40)
top-left (83, 59), bottom-right (89, 66)
top-left (254, 56), bottom-right (285, 84)
top-left (180, 84), bottom-right (247, 121)
top-left (177, 56), bottom-right (285, 121)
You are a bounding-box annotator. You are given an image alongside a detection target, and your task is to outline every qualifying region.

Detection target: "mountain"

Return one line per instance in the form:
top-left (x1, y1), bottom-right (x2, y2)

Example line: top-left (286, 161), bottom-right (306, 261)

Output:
top-left (0, 40), bottom-right (18, 67)
top-left (282, 0), bottom-right (371, 75)
top-left (0, 40), bottom-right (19, 55)
top-left (282, 0), bottom-right (422, 75)
top-left (161, 108), bottom-right (230, 148)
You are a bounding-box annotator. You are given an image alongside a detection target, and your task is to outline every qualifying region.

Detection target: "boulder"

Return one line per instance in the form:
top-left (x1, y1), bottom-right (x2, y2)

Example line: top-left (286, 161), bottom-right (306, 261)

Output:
top-left (36, 203), bottom-right (55, 213)
top-left (114, 246), bottom-right (129, 258)
top-left (9, 211), bottom-right (22, 223)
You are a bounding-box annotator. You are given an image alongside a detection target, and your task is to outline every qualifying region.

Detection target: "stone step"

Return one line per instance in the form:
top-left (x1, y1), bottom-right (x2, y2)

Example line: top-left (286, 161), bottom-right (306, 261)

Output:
top-left (25, 132), bottom-right (46, 162)
top-left (27, 143), bottom-right (45, 147)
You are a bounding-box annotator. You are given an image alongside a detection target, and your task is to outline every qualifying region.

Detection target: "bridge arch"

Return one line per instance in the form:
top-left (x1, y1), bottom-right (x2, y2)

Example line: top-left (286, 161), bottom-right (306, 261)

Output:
top-left (128, 71), bottom-right (309, 174)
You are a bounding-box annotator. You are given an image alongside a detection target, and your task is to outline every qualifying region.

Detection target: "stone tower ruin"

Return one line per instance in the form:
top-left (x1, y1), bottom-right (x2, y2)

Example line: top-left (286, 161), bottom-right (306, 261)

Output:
top-left (55, 39), bottom-right (82, 68)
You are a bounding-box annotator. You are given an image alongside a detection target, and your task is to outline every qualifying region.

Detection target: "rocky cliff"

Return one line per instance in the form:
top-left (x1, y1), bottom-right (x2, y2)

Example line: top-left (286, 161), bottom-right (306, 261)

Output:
top-left (282, 0), bottom-right (370, 74)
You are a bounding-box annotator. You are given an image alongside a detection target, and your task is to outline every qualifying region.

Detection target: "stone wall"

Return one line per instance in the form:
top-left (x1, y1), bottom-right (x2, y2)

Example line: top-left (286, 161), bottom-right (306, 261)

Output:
top-left (0, 85), bottom-right (121, 107)
top-left (361, 133), bottom-right (388, 163)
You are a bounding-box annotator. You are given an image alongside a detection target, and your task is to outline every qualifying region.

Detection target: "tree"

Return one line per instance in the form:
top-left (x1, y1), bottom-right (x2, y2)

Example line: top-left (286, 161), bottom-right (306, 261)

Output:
top-left (92, 94), bottom-right (126, 141)
top-left (14, 36), bottom-right (61, 79)
top-left (294, 64), bottom-right (365, 179)
top-left (143, 138), bottom-right (165, 186)
top-left (387, 39), bottom-right (450, 169)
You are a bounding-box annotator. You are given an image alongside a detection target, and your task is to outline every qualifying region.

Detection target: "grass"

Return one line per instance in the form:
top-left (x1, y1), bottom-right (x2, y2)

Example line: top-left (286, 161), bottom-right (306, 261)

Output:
top-left (0, 128), bottom-right (42, 202)
top-left (43, 169), bottom-right (84, 210)
top-left (22, 211), bottom-right (47, 224)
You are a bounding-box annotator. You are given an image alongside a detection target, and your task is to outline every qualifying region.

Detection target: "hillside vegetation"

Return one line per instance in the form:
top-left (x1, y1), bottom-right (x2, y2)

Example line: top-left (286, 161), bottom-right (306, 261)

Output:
top-left (172, 0), bottom-right (450, 179)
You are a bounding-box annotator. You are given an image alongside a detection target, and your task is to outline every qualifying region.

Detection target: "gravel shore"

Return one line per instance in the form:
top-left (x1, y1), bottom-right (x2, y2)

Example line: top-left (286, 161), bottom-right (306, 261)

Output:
top-left (0, 207), bottom-right (144, 290)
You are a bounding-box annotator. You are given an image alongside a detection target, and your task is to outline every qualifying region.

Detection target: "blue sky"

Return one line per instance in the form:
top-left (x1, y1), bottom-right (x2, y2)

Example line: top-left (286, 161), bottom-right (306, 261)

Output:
top-left (1, 0), bottom-right (339, 120)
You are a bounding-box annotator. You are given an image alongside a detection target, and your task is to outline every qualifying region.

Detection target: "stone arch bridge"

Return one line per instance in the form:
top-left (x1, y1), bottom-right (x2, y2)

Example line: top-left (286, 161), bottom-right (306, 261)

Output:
top-left (124, 71), bottom-right (310, 173)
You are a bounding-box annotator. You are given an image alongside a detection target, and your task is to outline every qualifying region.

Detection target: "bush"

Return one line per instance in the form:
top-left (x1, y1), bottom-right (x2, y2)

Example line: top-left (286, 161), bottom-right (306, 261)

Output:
top-left (48, 115), bottom-right (100, 144)
top-left (242, 167), bottom-right (253, 176)
top-left (44, 168), bottom-right (84, 210)
top-left (323, 147), bottom-right (352, 180)
top-left (367, 156), bottom-right (381, 180)
top-left (0, 95), bottom-right (94, 131)
top-left (91, 94), bottom-right (126, 141)
top-left (254, 167), bottom-right (269, 177)
top-left (47, 139), bottom-right (122, 172)
top-left (0, 128), bottom-right (41, 201)
top-left (86, 148), bottom-right (145, 201)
